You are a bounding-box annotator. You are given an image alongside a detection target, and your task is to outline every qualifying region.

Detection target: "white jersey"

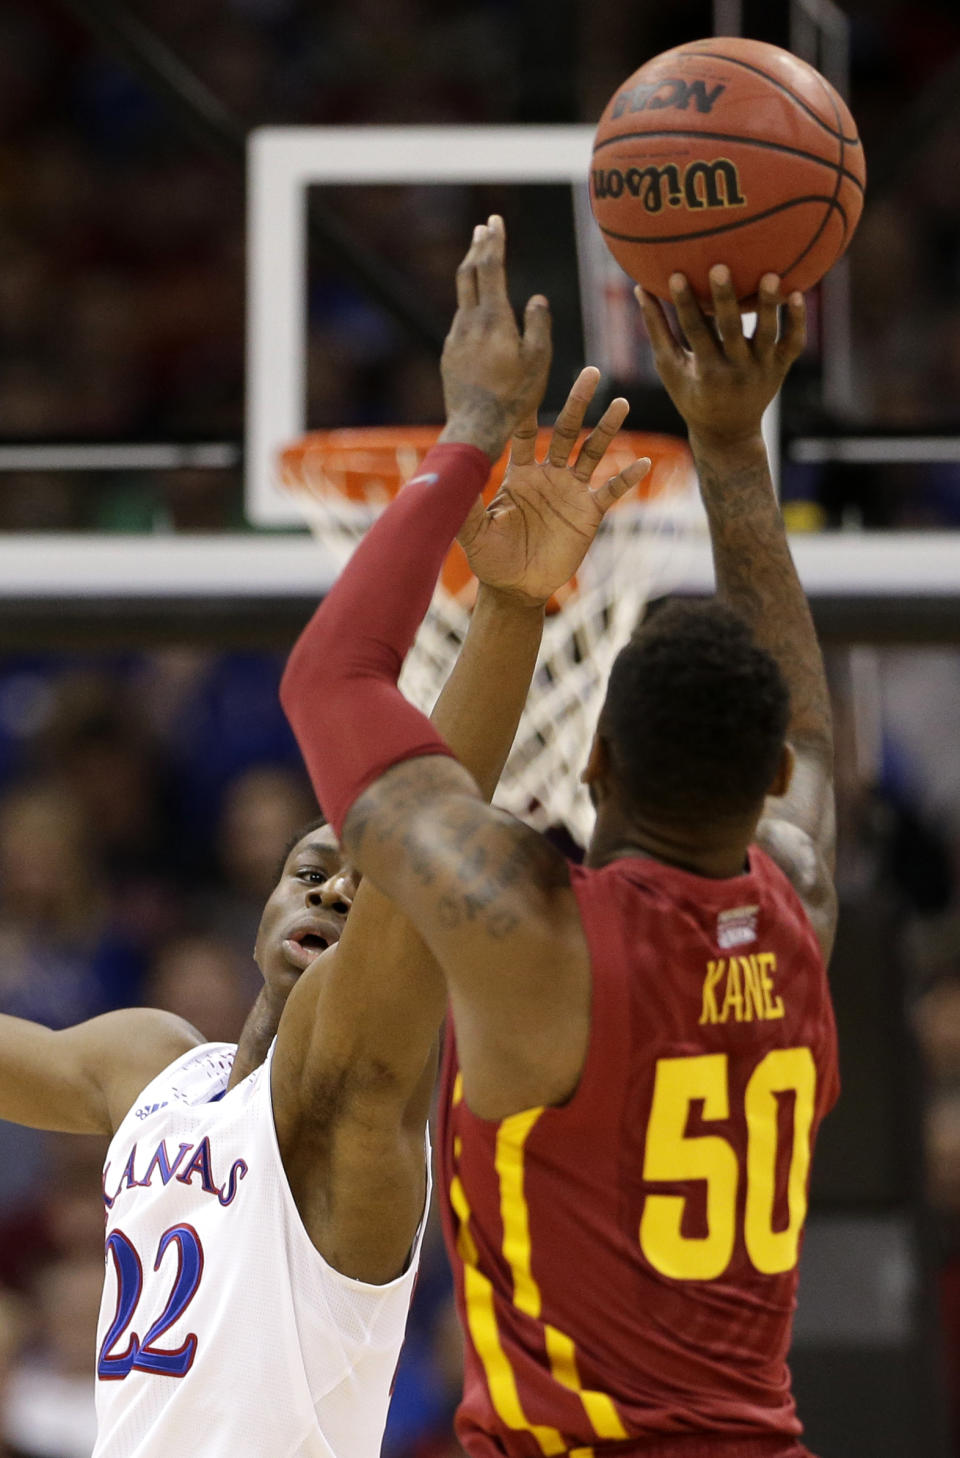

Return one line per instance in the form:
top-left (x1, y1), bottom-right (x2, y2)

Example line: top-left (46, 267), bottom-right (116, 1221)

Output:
top-left (94, 1042), bottom-right (430, 1458)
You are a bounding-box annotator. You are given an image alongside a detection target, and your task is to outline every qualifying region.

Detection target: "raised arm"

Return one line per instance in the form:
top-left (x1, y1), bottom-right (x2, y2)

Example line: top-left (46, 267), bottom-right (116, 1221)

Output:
top-left (638, 266), bottom-right (837, 959)
top-left (272, 581), bottom-right (544, 1280)
top-left (278, 217), bottom-right (650, 1131)
top-left (274, 230), bottom-right (649, 1273)
top-left (274, 564), bottom-right (550, 1148)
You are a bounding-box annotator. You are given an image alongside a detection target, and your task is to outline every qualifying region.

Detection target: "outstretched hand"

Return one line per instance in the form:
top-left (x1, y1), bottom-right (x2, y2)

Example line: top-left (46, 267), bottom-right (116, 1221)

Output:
top-left (637, 266), bottom-right (806, 454)
top-left (439, 215), bottom-right (552, 463)
top-left (457, 367), bottom-right (651, 607)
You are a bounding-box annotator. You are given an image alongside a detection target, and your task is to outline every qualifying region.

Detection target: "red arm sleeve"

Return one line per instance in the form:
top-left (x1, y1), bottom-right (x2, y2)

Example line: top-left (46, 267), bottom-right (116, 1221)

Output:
top-left (280, 442), bottom-right (491, 836)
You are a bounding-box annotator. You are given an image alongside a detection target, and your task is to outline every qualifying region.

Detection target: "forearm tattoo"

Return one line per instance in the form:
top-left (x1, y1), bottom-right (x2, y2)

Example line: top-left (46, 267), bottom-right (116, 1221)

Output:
top-left (694, 450), bottom-right (833, 757)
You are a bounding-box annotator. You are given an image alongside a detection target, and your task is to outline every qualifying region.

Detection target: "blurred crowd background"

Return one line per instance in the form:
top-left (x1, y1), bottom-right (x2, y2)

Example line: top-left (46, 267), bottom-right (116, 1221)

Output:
top-left (0, 0), bottom-right (960, 1455)
top-left (0, 645), bottom-right (469, 1458)
top-left (1, 0), bottom-right (960, 527)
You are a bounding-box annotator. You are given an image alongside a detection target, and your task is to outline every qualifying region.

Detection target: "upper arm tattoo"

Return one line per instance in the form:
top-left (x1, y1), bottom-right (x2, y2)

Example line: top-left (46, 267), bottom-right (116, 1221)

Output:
top-left (344, 757), bottom-right (570, 940)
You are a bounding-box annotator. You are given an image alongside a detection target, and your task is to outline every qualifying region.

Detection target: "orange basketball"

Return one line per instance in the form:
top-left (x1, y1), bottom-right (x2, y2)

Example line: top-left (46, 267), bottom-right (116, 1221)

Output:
top-left (589, 37), bottom-right (866, 303)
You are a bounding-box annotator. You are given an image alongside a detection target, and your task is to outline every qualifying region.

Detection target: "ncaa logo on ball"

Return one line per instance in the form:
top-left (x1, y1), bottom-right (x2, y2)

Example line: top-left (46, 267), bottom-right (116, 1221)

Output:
top-left (611, 77), bottom-right (726, 117)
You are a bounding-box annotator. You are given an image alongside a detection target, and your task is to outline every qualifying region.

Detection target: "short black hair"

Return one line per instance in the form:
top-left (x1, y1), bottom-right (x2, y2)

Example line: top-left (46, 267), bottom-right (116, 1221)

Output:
top-left (598, 599), bottom-right (789, 822)
top-left (274, 813), bottom-right (330, 883)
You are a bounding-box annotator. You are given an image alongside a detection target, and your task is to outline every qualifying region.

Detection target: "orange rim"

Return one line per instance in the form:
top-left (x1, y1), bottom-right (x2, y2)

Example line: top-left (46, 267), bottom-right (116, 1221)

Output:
top-left (280, 425), bottom-right (691, 603)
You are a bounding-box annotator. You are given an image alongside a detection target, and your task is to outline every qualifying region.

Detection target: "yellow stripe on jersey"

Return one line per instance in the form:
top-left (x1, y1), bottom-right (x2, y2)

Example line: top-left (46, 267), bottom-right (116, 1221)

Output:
top-left (496, 1106), bottom-right (629, 1442)
top-left (544, 1326), bottom-right (628, 1440)
top-left (449, 1166), bottom-right (566, 1456)
top-left (451, 1075), bottom-right (626, 1449)
top-left (495, 1109), bottom-right (544, 1319)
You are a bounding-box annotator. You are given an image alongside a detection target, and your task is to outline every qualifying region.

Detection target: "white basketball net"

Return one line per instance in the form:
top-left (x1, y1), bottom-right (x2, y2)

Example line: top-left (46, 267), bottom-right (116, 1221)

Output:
top-left (282, 438), bottom-right (706, 848)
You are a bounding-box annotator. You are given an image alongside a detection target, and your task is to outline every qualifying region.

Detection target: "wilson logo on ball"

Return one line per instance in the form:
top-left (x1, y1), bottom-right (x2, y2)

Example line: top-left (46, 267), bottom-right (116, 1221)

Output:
top-left (590, 38), bottom-right (866, 301)
top-left (611, 78), bottom-right (726, 118)
top-left (592, 159), bottom-right (746, 214)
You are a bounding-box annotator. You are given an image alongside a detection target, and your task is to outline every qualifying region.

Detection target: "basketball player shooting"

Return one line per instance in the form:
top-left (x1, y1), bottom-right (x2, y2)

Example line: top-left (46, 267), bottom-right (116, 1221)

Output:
top-left (0, 348), bottom-right (646, 1453)
top-left (283, 216), bottom-right (839, 1457)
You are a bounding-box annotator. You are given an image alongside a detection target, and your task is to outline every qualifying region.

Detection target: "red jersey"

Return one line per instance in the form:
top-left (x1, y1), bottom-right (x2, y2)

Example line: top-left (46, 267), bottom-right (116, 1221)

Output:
top-left (438, 846), bottom-right (839, 1458)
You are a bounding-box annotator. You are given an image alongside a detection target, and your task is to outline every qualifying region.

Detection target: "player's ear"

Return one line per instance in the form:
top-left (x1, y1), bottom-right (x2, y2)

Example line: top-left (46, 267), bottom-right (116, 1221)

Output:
top-left (580, 733), bottom-right (609, 790)
top-left (768, 742), bottom-right (795, 799)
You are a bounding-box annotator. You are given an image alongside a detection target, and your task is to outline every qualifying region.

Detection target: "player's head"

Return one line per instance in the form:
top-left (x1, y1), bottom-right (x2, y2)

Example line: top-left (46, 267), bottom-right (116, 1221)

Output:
top-left (584, 599), bottom-right (791, 840)
top-left (254, 815), bottom-right (357, 991)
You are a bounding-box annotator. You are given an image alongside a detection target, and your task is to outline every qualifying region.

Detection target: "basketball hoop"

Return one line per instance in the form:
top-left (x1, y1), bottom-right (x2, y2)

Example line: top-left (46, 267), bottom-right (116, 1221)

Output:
top-left (280, 425), bottom-right (705, 847)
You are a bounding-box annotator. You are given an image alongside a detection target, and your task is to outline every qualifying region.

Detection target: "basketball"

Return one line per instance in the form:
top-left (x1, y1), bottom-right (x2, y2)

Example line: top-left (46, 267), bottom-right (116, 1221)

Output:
top-left (589, 36), bottom-right (866, 303)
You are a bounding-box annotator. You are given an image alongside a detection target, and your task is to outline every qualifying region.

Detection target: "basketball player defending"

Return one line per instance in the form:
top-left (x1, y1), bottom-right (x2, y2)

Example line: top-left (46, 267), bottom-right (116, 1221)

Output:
top-left (282, 216), bottom-right (838, 1457)
top-left (0, 350), bottom-right (647, 1451)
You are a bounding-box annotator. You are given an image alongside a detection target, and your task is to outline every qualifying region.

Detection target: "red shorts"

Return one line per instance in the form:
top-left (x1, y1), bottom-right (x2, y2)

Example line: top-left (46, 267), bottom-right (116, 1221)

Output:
top-left (466, 1434), bottom-right (813, 1458)
top-left (615, 1439), bottom-right (812, 1458)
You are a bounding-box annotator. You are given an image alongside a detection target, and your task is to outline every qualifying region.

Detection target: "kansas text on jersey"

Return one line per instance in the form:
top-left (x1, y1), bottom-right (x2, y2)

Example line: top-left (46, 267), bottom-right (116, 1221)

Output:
top-left (96, 1042), bottom-right (430, 1458)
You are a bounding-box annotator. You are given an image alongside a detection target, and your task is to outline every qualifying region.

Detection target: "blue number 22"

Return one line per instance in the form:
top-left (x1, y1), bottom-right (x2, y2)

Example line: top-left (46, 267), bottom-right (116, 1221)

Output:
top-left (98, 1224), bottom-right (204, 1380)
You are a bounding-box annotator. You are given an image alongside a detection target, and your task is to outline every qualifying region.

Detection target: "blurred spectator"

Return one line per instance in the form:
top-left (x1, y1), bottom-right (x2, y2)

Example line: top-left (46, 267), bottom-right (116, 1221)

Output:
top-left (153, 469), bottom-right (244, 531)
top-left (0, 1140), bottom-right (105, 1455)
top-left (35, 670), bottom-right (184, 949)
top-left (217, 764), bottom-right (315, 898)
top-left (916, 973), bottom-right (960, 1086)
top-left (144, 931), bottom-right (257, 1042)
top-left (190, 762), bottom-right (315, 958)
top-left (0, 780), bottom-right (146, 1028)
top-left (0, 1132), bottom-right (106, 1301)
top-left (909, 913), bottom-right (960, 1454)
top-left (0, 474), bottom-right (85, 533)
top-left (158, 654), bottom-right (307, 838)
top-left (927, 1091), bottom-right (960, 1214)
top-left (3, 1257), bottom-right (100, 1458)
top-left (0, 1291), bottom-right (29, 1458)
top-left (0, 0), bottom-right (958, 523)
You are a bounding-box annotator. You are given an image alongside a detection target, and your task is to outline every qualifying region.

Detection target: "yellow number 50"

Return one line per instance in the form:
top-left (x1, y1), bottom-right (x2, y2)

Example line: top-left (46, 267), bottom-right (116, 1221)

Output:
top-left (639, 1048), bottom-right (816, 1282)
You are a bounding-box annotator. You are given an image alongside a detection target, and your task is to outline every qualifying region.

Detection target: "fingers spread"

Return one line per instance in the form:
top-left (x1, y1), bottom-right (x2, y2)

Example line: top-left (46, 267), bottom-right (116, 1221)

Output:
top-left (475, 214), bottom-right (510, 307)
top-left (509, 412), bottom-right (539, 467)
top-left (573, 394), bottom-right (629, 481)
top-left (562, 364), bottom-right (601, 423)
top-left (670, 273), bottom-right (721, 359)
top-left (547, 365), bottom-right (599, 467)
top-left (521, 293), bottom-right (552, 370)
top-left (776, 290), bottom-right (807, 368)
top-left (592, 456), bottom-right (651, 513)
top-left (708, 265), bottom-right (750, 362)
top-left (455, 222), bottom-right (486, 310)
top-left (753, 273), bottom-right (782, 358)
top-left (636, 286), bottom-right (685, 384)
